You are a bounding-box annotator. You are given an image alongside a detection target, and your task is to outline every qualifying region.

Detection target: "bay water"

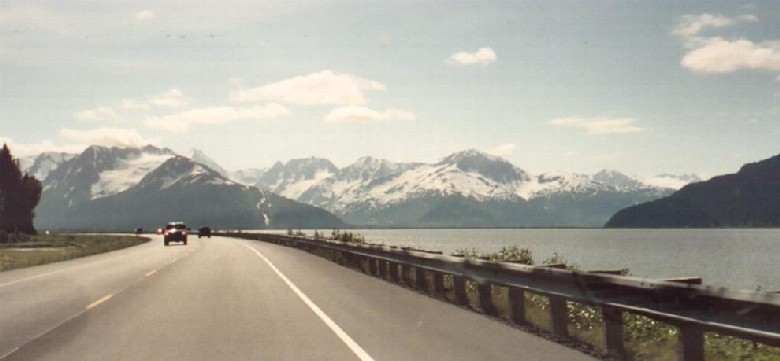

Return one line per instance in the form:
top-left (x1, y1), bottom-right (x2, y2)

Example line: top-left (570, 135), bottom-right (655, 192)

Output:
top-left (267, 228), bottom-right (780, 292)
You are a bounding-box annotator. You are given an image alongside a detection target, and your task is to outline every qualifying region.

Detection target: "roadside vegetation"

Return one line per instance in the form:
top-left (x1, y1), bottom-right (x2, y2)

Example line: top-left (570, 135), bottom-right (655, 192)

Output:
top-left (455, 247), bottom-right (780, 361)
top-left (0, 232), bottom-right (149, 271)
top-left (0, 143), bottom-right (42, 235)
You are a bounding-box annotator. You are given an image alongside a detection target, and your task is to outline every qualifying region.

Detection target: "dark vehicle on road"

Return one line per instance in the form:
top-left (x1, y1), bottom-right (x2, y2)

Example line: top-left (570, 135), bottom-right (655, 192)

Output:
top-left (163, 222), bottom-right (188, 246)
top-left (198, 227), bottom-right (212, 238)
top-left (134, 227), bottom-right (143, 235)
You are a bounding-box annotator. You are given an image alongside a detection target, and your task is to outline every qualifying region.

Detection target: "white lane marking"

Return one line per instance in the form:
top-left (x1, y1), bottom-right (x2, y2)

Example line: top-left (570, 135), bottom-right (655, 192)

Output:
top-left (145, 269), bottom-right (157, 277)
top-left (241, 242), bottom-right (375, 361)
top-left (85, 294), bottom-right (113, 310)
top-left (0, 238), bottom-right (165, 289)
top-left (0, 243), bottom-right (199, 359)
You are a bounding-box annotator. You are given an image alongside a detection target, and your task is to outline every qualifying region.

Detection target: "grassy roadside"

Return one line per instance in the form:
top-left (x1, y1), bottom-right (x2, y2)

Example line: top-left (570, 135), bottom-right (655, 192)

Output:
top-left (0, 234), bottom-right (150, 271)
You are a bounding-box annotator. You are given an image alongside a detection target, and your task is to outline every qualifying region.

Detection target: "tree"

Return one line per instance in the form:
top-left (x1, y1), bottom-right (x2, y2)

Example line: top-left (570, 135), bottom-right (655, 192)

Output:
top-left (0, 144), bottom-right (42, 234)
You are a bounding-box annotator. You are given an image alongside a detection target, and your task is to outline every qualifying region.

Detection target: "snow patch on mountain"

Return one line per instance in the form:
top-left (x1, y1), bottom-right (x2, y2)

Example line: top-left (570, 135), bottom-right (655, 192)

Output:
top-left (277, 169), bottom-right (334, 200)
top-left (23, 152), bottom-right (77, 181)
top-left (642, 174), bottom-right (704, 190)
top-left (258, 149), bottom-right (696, 217)
top-left (186, 148), bottom-right (228, 176)
top-left (229, 168), bottom-right (266, 185)
top-left (91, 152), bottom-right (174, 199)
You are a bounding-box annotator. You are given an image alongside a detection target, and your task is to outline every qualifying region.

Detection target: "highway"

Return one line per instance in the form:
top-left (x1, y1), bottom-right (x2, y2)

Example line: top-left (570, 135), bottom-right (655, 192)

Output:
top-left (0, 235), bottom-right (595, 360)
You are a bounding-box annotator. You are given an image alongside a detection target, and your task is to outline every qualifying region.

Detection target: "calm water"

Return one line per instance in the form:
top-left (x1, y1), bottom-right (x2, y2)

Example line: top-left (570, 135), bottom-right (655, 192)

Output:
top-left (267, 228), bottom-right (780, 292)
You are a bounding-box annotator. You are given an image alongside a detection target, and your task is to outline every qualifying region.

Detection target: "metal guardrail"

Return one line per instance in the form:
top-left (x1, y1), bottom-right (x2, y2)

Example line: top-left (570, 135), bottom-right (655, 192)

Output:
top-left (223, 232), bottom-right (780, 360)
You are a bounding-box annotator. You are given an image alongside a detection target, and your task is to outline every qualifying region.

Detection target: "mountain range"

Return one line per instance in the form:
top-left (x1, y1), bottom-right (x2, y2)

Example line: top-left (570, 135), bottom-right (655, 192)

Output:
top-left (245, 149), bottom-right (686, 227)
top-left (31, 145), bottom-right (344, 231)
top-left (23, 145), bottom-right (702, 229)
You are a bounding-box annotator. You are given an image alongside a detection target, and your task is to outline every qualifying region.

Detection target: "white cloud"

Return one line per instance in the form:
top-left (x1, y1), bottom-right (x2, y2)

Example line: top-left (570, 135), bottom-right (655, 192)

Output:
top-left (231, 70), bottom-right (385, 105)
top-left (550, 117), bottom-right (644, 135)
top-left (0, 136), bottom-right (86, 158)
top-left (448, 47), bottom-right (497, 66)
top-left (135, 9), bottom-right (154, 21)
top-left (672, 13), bottom-right (779, 90)
top-left (74, 106), bottom-right (119, 122)
top-left (681, 38), bottom-right (780, 73)
top-left (672, 13), bottom-right (741, 37)
top-left (324, 106), bottom-right (415, 124)
top-left (487, 144), bottom-right (516, 157)
top-left (144, 104), bottom-right (289, 132)
top-left (150, 89), bottom-right (187, 108)
top-left (60, 127), bottom-right (154, 148)
top-left (738, 14), bottom-right (758, 23)
top-left (120, 99), bottom-right (151, 111)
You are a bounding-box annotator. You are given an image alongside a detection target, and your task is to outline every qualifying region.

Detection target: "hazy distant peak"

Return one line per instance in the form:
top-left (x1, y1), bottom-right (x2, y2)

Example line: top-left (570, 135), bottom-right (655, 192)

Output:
top-left (592, 169), bottom-right (646, 189)
top-left (185, 148), bottom-right (228, 176)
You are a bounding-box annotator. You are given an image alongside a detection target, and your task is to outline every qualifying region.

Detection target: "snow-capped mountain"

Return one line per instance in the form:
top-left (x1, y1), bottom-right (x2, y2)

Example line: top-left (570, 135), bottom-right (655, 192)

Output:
top-left (22, 152), bottom-right (77, 181)
top-left (30, 144), bottom-right (697, 228)
top-left (34, 145), bottom-right (345, 230)
top-left (642, 173), bottom-right (704, 190)
top-left (592, 169), bottom-right (647, 190)
top-left (267, 149), bottom-right (667, 210)
top-left (134, 156), bottom-right (238, 191)
top-left (186, 148), bottom-right (228, 176)
top-left (256, 157), bottom-right (339, 200)
top-left (41, 145), bottom-right (177, 207)
top-left (251, 149), bottom-right (681, 227)
top-left (229, 168), bottom-right (266, 186)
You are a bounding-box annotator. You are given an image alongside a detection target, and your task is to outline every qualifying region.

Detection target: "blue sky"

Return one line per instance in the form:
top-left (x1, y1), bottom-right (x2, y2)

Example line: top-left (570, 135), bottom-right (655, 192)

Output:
top-left (1, 1), bottom-right (778, 178)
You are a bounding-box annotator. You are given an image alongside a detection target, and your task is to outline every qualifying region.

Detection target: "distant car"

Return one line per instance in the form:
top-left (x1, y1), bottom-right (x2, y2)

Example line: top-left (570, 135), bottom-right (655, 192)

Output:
top-left (134, 228), bottom-right (143, 235)
top-left (198, 227), bottom-right (212, 238)
top-left (163, 222), bottom-right (188, 246)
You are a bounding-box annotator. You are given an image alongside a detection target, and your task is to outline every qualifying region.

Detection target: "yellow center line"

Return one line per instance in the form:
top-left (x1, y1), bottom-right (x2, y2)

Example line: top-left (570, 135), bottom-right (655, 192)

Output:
top-left (85, 294), bottom-right (113, 310)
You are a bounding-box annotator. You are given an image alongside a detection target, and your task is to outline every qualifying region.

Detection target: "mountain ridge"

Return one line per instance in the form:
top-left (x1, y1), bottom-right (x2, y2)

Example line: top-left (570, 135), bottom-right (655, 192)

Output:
top-left (26, 145), bottom-right (700, 229)
top-left (34, 145), bottom-right (345, 231)
top-left (606, 153), bottom-right (780, 228)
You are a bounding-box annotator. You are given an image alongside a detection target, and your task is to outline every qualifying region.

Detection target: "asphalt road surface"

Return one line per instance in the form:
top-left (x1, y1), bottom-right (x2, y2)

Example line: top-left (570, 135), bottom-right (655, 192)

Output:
top-left (0, 235), bottom-right (595, 360)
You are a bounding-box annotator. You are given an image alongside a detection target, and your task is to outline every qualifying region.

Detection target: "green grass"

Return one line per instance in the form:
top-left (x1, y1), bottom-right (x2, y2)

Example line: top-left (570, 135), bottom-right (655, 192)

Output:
top-left (0, 234), bottom-right (150, 271)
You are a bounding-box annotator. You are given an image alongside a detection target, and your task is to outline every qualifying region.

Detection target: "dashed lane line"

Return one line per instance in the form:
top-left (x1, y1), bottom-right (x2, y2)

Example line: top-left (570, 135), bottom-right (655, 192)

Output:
top-left (85, 294), bottom-right (113, 311)
top-left (0, 245), bottom-right (198, 360)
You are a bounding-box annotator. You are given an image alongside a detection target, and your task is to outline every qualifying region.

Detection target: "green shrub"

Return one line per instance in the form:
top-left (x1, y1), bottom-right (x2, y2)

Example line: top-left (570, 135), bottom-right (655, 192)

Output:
top-left (329, 229), bottom-right (365, 244)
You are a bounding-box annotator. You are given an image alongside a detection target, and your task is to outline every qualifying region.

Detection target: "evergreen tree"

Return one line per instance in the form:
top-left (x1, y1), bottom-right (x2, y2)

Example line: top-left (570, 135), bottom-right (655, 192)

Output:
top-left (0, 144), bottom-right (42, 234)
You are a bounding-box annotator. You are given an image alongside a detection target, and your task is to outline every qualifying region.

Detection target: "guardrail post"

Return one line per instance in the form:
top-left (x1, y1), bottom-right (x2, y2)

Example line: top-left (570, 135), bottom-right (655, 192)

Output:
top-left (415, 268), bottom-right (428, 291)
top-left (677, 323), bottom-right (704, 361)
top-left (601, 306), bottom-right (624, 358)
top-left (401, 264), bottom-right (413, 286)
top-left (508, 287), bottom-right (526, 325)
top-left (549, 295), bottom-right (569, 337)
top-left (355, 255), bottom-right (367, 273)
top-left (453, 275), bottom-right (467, 306)
top-left (433, 271), bottom-right (445, 296)
top-left (388, 262), bottom-right (400, 282)
top-left (478, 282), bottom-right (498, 316)
top-left (378, 260), bottom-right (388, 278)
top-left (368, 257), bottom-right (378, 276)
